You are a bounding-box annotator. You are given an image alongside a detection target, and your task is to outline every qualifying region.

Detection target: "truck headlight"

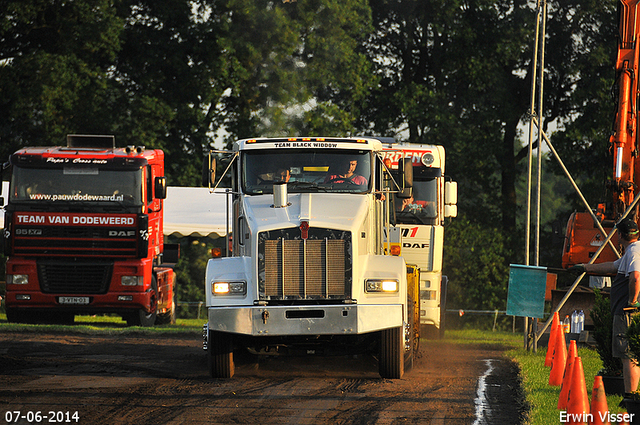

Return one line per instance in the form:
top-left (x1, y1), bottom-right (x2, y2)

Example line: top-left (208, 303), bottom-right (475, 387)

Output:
top-left (7, 274), bottom-right (28, 285)
top-left (365, 279), bottom-right (399, 293)
top-left (212, 281), bottom-right (247, 295)
top-left (121, 276), bottom-right (144, 286)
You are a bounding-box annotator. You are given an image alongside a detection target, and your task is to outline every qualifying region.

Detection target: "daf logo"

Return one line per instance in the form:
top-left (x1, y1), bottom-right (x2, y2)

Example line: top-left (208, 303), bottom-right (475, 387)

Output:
top-left (109, 230), bottom-right (136, 237)
top-left (403, 243), bottom-right (429, 249)
top-left (16, 228), bottom-right (42, 236)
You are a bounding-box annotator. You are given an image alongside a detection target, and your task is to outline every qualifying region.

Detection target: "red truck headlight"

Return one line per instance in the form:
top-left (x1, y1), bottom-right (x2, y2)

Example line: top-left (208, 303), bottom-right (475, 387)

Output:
top-left (121, 276), bottom-right (144, 286)
top-left (7, 274), bottom-right (29, 285)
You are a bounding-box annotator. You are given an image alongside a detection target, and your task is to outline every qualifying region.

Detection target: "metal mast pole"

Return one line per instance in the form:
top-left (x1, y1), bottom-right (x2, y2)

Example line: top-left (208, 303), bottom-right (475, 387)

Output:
top-left (524, 0), bottom-right (546, 350)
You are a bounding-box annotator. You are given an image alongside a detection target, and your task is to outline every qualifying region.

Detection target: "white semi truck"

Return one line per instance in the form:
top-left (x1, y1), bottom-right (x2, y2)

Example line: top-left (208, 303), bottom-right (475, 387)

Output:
top-left (202, 137), bottom-right (420, 378)
top-left (382, 144), bottom-right (457, 338)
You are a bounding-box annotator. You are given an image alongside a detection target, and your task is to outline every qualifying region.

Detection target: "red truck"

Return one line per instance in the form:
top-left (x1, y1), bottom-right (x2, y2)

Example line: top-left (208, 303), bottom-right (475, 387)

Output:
top-left (1, 135), bottom-right (177, 326)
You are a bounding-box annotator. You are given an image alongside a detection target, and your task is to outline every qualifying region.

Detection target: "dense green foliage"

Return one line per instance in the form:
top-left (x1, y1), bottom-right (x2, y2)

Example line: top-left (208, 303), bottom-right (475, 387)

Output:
top-left (0, 0), bottom-right (621, 313)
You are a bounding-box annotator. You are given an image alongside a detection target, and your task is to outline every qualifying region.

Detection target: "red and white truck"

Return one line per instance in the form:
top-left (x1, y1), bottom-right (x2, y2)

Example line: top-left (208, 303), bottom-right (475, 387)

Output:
top-left (382, 144), bottom-right (457, 338)
top-left (1, 135), bottom-right (177, 326)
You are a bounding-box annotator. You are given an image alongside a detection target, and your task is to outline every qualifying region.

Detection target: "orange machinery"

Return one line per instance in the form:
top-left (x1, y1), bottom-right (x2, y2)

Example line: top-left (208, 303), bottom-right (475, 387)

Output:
top-left (562, 0), bottom-right (640, 268)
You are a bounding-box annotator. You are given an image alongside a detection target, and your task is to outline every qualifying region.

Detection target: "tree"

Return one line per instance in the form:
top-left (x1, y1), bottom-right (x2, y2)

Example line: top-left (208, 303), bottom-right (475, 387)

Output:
top-left (362, 0), bottom-right (617, 261)
top-left (200, 0), bottom-right (374, 142)
top-left (0, 0), bottom-right (123, 161)
top-left (443, 215), bottom-right (511, 312)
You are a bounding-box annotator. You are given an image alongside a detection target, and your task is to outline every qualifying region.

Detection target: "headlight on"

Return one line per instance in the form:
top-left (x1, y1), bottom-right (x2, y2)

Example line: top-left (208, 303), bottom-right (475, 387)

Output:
top-left (365, 279), bottom-right (399, 293)
top-left (121, 276), bottom-right (144, 286)
top-left (7, 274), bottom-right (29, 285)
top-left (212, 281), bottom-right (246, 295)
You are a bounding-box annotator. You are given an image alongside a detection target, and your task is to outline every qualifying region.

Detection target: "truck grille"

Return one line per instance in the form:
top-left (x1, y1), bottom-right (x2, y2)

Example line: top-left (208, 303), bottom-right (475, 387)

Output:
top-left (38, 260), bottom-right (112, 294)
top-left (12, 226), bottom-right (138, 257)
top-left (258, 228), bottom-right (352, 301)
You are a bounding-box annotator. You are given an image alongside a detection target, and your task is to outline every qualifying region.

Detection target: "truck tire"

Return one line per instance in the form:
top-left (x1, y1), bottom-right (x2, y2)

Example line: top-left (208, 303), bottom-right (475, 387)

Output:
top-left (379, 326), bottom-right (404, 379)
top-left (125, 276), bottom-right (158, 327)
top-left (439, 276), bottom-right (449, 339)
top-left (208, 330), bottom-right (235, 378)
top-left (5, 307), bottom-right (28, 324)
top-left (156, 292), bottom-right (176, 325)
top-left (125, 308), bottom-right (157, 327)
top-left (404, 329), bottom-right (414, 373)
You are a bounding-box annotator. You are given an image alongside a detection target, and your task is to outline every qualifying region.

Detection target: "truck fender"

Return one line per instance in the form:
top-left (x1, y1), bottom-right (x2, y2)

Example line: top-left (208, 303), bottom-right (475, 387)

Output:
top-left (205, 256), bottom-right (253, 306)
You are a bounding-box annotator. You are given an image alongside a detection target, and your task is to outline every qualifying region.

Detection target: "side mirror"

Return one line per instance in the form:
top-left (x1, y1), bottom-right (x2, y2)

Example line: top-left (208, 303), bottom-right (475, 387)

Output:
top-left (397, 157), bottom-right (413, 198)
top-left (162, 243), bottom-right (180, 264)
top-left (155, 176), bottom-right (167, 199)
top-left (445, 181), bottom-right (458, 218)
top-left (202, 154), bottom-right (216, 187)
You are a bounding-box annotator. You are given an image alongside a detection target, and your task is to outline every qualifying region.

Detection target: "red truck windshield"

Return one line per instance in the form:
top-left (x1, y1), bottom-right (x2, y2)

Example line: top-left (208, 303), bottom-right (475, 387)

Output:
top-left (10, 166), bottom-right (143, 206)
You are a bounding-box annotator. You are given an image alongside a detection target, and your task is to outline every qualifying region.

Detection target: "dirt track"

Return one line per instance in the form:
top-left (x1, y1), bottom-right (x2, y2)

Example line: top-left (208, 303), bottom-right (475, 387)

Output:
top-left (0, 331), bottom-right (526, 424)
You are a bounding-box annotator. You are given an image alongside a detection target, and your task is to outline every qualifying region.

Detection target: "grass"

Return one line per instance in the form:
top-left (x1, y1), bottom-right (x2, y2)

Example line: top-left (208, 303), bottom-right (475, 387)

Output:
top-left (0, 315), bottom-right (628, 424)
top-left (442, 329), bottom-right (628, 425)
top-left (0, 312), bottom-right (207, 335)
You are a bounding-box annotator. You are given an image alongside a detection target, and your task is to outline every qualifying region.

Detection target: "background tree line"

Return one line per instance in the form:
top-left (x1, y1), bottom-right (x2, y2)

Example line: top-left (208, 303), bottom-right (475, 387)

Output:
top-left (0, 0), bottom-right (620, 320)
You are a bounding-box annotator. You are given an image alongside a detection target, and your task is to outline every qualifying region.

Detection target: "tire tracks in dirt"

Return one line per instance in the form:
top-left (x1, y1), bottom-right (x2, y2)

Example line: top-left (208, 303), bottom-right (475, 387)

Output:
top-left (0, 331), bottom-right (527, 424)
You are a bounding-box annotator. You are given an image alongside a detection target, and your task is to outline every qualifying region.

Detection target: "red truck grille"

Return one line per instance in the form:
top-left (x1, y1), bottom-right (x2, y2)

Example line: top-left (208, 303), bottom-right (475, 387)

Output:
top-left (12, 226), bottom-right (137, 257)
top-left (38, 260), bottom-right (112, 294)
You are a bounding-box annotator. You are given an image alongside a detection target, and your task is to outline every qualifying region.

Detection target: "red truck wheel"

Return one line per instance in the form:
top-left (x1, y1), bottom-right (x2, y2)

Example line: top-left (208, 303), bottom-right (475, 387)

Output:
top-left (124, 276), bottom-right (158, 327)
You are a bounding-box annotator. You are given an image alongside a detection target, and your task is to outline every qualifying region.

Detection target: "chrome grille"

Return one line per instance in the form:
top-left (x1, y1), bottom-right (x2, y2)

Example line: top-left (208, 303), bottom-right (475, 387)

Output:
top-left (259, 229), bottom-right (351, 301)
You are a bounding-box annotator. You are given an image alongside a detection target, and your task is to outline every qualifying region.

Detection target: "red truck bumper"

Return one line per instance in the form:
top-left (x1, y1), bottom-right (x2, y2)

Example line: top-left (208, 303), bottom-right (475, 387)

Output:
top-left (4, 290), bottom-right (155, 314)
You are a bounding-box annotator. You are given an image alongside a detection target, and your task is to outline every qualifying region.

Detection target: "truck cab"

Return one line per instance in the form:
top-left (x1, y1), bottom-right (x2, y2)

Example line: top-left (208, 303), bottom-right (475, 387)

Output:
top-left (203, 137), bottom-right (418, 378)
top-left (2, 135), bottom-right (176, 326)
top-left (382, 144), bottom-right (457, 338)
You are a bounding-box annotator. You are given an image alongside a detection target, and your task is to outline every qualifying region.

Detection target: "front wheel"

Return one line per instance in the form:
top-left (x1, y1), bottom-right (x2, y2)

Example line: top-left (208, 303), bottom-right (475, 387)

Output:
top-left (208, 330), bottom-right (235, 378)
top-left (379, 326), bottom-right (404, 379)
top-left (156, 292), bottom-right (176, 325)
top-left (124, 276), bottom-right (158, 327)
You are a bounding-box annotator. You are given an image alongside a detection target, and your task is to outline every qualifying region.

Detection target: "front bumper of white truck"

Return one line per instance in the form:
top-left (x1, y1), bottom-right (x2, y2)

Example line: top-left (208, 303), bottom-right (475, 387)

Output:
top-left (206, 304), bottom-right (403, 337)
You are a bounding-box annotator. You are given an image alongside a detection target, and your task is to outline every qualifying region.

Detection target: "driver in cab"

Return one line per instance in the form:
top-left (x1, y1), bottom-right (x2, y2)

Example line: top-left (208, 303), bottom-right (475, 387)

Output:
top-left (324, 158), bottom-right (367, 185)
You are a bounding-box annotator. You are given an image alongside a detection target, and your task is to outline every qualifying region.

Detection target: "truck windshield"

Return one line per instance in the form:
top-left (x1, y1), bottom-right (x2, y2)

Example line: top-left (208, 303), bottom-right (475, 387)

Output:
top-left (395, 178), bottom-right (438, 225)
top-left (10, 166), bottom-right (143, 206)
top-left (242, 149), bottom-right (371, 194)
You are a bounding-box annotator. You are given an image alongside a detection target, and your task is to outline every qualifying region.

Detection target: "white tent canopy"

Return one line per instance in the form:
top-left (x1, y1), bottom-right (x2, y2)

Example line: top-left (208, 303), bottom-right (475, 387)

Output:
top-left (0, 184), bottom-right (231, 239)
top-left (163, 186), bottom-right (231, 238)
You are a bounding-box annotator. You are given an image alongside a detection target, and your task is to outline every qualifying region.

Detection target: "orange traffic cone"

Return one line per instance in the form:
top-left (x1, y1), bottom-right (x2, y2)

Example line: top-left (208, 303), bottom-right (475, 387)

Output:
top-left (588, 375), bottom-right (610, 425)
top-left (558, 340), bottom-right (578, 409)
top-left (566, 357), bottom-right (590, 424)
top-left (545, 312), bottom-right (560, 367)
top-left (549, 323), bottom-right (568, 386)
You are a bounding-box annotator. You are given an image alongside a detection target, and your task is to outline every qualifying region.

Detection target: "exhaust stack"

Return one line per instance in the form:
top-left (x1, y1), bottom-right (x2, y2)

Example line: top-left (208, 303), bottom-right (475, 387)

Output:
top-left (272, 182), bottom-right (290, 208)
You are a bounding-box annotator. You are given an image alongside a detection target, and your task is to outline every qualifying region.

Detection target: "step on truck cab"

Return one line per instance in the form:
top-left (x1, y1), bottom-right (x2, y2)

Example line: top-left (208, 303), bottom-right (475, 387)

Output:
top-left (1, 135), bottom-right (178, 326)
top-left (202, 137), bottom-right (420, 378)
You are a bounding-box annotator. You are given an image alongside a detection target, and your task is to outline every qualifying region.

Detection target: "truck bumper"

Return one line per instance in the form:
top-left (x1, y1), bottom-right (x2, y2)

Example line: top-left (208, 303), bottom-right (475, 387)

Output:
top-left (4, 290), bottom-right (155, 314)
top-left (207, 304), bottom-right (403, 336)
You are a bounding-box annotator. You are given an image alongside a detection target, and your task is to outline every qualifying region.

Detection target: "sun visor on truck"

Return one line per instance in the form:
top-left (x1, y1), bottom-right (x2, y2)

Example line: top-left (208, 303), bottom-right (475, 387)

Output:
top-left (67, 134), bottom-right (116, 149)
